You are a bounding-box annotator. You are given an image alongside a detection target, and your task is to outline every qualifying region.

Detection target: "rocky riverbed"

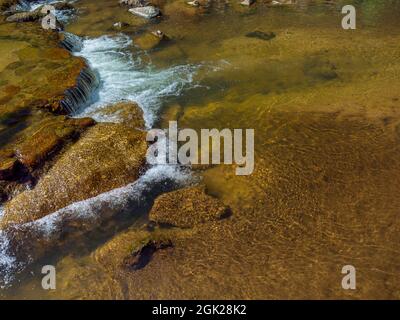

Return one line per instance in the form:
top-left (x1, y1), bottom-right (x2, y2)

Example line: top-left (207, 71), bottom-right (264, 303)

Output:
top-left (1, 0), bottom-right (400, 299)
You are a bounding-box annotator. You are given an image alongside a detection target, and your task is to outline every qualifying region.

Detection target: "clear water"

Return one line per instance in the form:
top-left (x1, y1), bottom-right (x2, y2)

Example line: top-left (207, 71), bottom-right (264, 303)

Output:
top-left (1, 0), bottom-right (400, 299)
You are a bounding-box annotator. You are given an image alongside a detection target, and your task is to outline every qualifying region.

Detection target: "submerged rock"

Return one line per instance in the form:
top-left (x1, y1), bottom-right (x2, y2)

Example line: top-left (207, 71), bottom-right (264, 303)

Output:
top-left (149, 185), bottom-right (230, 228)
top-left (129, 6), bottom-right (160, 19)
top-left (1, 123), bottom-right (147, 228)
top-left (93, 227), bottom-right (193, 272)
top-left (134, 30), bottom-right (168, 50)
top-left (123, 238), bottom-right (173, 270)
top-left (246, 30), bottom-right (276, 41)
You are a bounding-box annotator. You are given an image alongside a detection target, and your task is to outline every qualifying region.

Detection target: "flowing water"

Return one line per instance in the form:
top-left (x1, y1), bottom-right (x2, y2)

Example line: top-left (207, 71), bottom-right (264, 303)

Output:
top-left (1, 0), bottom-right (400, 299)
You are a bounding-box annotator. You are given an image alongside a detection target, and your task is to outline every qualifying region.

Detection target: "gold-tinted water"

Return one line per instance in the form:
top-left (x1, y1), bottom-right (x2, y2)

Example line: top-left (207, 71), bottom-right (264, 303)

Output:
top-left (2, 0), bottom-right (400, 299)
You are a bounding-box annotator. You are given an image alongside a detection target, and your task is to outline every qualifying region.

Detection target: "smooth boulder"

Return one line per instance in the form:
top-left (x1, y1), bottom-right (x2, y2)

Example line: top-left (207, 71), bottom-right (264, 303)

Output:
top-left (149, 185), bottom-right (230, 228)
top-left (1, 123), bottom-right (147, 228)
top-left (129, 6), bottom-right (160, 19)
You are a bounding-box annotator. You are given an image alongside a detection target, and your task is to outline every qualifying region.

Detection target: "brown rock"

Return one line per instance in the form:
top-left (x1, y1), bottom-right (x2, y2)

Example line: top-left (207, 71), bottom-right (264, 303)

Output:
top-left (93, 227), bottom-right (192, 272)
top-left (149, 185), bottom-right (230, 228)
top-left (6, 10), bottom-right (44, 23)
top-left (14, 116), bottom-right (95, 169)
top-left (0, 149), bottom-right (17, 180)
top-left (1, 123), bottom-right (147, 228)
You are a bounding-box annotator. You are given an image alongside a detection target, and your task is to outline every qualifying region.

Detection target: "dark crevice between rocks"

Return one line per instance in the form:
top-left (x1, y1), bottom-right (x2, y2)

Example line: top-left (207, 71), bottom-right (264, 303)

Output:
top-left (123, 239), bottom-right (173, 271)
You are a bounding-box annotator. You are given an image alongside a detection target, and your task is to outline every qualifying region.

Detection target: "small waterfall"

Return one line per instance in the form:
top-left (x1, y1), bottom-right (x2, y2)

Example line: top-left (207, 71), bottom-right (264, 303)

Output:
top-left (60, 67), bottom-right (99, 114)
top-left (59, 31), bottom-right (83, 52)
top-left (59, 32), bottom-right (99, 114)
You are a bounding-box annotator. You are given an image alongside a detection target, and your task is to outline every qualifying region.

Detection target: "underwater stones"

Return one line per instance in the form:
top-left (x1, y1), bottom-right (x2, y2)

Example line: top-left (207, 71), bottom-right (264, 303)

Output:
top-left (134, 30), bottom-right (168, 50)
top-left (88, 101), bottom-right (145, 129)
top-left (246, 30), bottom-right (276, 41)
top-left (129, 6), bottom-right (160, 19)
top-left (93, 227), bottom-right (188, 272)
top-left (149, 185), bottom-right (230, 228)
top-left (1, 123), bottom-right (147, 228)
top-left (303, 57), bottom-right (338, 81)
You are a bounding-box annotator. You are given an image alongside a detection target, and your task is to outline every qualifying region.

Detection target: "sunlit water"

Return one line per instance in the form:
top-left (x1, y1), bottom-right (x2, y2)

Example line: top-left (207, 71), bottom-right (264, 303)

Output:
top-left (1, 0), bottom-right (400, 299)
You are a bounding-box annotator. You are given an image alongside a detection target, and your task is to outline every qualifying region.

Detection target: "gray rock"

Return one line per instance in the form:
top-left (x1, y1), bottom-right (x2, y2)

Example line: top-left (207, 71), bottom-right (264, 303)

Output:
top-left (128, 6), bottom-right (160, 19)
top-left (119, 0), bottom-right (149, 7)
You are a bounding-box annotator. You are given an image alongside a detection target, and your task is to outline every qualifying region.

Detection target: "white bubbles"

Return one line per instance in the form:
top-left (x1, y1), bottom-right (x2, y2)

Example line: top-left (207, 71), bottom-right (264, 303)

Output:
top-left (73, 35), bottom-right (200, 127)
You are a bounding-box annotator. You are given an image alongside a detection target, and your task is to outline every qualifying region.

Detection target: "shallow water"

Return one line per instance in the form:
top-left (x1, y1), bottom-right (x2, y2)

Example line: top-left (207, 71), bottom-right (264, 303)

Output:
top-left (1, 0), bottom-right (400, 299)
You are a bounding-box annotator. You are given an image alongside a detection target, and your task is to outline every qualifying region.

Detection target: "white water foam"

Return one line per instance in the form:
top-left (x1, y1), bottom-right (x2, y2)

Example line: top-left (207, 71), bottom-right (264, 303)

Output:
top-left (0, 165), bottom-right (192, 287)
top-left (0, 229), bottom-right (16, 288)
top-left (73, 34), bottom-right (201, 127)
top-left (0, 26), bottom-right (222, 286)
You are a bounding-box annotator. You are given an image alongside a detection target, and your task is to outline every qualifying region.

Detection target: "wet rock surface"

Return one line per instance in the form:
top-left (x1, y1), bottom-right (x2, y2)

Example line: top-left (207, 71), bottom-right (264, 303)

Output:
top-left (129, 6), bottom-right (160, 19)
top-left (1, 122), bottom-right (147, 228)
top-left (149, 185), bottom-right (230, 228)
top-left (246, 30), bottom-right (276, 41)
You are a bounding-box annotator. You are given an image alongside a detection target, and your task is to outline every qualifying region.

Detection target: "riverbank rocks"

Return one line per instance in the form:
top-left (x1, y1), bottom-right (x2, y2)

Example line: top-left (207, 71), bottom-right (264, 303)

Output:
top-left (1, 123), bottom-right (147, 228)
top-left (129, 6), bottom-right (160, 19)
top-left (149, 185), bottom-right (230, 228)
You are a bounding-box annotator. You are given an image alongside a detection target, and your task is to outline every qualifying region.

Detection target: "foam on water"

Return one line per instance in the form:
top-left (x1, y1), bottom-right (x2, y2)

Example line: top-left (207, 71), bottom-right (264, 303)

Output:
top-left (0, 165), bottom-right (192, 287)
top-left (0, 18), bottom-right (219, 286)
top-left (0, 205), bottom-right (17, 288)
top-left (73, 34), bottom-right (201, 127)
